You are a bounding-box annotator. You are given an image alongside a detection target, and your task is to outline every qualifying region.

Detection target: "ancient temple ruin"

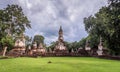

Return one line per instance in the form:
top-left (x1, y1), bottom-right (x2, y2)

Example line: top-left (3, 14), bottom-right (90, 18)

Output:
top-left (26, 42), bottom-right (46, 55)
top-left (54, 26), bottom-right (68, 53)
top-left (37, 43), bottom-right (46, 53)
top-left (5, 26), bottom-right (109, 57)
top-left (8, 34), bottom-right (26, 56)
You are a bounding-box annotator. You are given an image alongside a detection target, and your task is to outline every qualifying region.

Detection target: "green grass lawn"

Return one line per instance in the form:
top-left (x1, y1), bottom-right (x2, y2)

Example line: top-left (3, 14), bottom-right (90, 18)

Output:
top-left (0, 57), bottom-right (120, 72)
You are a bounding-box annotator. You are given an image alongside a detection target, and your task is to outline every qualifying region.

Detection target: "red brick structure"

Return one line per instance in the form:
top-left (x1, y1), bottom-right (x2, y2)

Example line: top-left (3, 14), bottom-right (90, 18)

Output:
top-left (8, 34), bottom-right (26, 57)
top-left (54, 26), bottom-right (68, 53)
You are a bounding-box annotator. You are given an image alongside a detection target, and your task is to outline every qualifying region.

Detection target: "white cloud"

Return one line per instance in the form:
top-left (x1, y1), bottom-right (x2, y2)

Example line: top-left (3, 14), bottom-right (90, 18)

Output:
top-left (0, 0), bottom-right (108, 44)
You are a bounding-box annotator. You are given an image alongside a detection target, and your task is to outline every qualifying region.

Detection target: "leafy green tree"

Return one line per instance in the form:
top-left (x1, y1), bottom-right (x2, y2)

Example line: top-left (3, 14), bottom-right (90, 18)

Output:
top-left (84, 0), bottom-right (120, 55)
top-left (25, 35), bottom-right (32, 47)
top-left (0, 4), bottom-right (31, 50)
top-left (33, 35), bottom-right (44, 46)
top-left (78, 38), bottom-right (87, 48)
top-left (48, 42), bottom-right (56, 51)
top-left (0, 36), bottom-right (14, 51)
top-left (0, 10), bottom-right (8, 40)
top-left (64, 41), bottom-right (71, 50)
top-left (4, 4), bottom-right (31, 36)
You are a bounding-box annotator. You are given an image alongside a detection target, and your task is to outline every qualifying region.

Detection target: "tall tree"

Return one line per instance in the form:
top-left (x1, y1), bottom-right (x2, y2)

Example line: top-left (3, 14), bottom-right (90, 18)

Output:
top-left (0, 4), bottom-right (31, 50)
top-left (0, 36), bottom-right (14, 49)
top-left (84, 0), bottom-right (120, 55)
top-left (4, 4), bottom-right (31, 36)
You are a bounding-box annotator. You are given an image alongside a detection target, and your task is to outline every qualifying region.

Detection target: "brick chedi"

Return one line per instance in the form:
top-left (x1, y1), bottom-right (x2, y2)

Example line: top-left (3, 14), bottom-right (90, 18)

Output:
top-left (8, 34), bottom-right (26, 56)
top-left (37, 43), bottom-right (46, 53)
top-left (54, 26), bottom-right (68, 53)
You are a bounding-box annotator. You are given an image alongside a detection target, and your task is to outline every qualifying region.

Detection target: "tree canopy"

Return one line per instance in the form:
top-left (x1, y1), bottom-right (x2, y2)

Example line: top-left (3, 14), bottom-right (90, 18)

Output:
top-left (84, 0), bottom-right (120, 55)
top-left (0, 4), bottom-right (31, 50)
top-left (33, 35), bottom-right (44, 46)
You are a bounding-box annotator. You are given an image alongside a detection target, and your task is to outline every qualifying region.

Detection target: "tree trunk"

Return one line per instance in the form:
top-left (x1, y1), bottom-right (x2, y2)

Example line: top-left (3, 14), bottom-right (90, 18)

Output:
top-left (2, 46), bottom-right (7, 57)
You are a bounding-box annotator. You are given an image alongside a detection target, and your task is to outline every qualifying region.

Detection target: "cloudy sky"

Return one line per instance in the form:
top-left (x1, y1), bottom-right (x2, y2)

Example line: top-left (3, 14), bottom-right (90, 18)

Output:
top-left (0, 0), bottom-right (108, 44)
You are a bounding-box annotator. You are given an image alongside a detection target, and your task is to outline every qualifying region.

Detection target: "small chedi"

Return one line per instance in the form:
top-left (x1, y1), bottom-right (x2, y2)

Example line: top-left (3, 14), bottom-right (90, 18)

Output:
top-left (37, 43), bottom-right (46, 53)
top-left (28, 42), bottom-right (37, 55)
top-left (97, 37), bottom-right (103, 56)
top-left (27, 42), bottom-right (46, 56)
top-left (97, 37), bottom-right (108, 56)
top-left (54, 26), bottom-right (68, 53)
top-left (8, 34), bottom-right (26, 56)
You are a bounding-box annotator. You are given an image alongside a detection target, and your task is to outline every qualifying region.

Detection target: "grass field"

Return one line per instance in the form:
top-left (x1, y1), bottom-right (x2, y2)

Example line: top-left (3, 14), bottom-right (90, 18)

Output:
top-left (0, 57), bottom-right (120, 72)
